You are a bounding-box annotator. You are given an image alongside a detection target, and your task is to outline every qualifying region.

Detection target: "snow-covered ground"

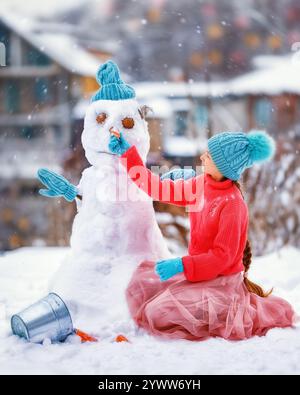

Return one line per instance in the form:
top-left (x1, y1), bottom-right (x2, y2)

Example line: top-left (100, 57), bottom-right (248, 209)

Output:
top-left (0, 246), bottom-right (299, 375)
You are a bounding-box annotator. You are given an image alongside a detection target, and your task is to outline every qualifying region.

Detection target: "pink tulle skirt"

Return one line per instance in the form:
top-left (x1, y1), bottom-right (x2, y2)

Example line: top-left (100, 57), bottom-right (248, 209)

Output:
top-left (126, 260), bottom-right (296, 341)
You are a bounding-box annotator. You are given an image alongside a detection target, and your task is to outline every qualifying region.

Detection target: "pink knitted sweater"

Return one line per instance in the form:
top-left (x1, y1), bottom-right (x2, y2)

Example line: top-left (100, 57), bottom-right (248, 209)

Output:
top-left (120, 146), bottom-right (249, 282)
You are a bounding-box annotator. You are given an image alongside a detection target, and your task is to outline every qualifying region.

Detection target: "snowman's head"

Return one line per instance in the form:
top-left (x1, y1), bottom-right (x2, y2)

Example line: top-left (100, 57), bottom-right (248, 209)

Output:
top-left (81, 61), bottom-right (150, 167)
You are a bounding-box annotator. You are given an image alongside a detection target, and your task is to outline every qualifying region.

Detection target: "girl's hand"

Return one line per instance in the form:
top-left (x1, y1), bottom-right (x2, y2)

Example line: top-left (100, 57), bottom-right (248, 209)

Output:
top-left (155, 257), bottom-right (183, 281)
top-left (108, 132), bottom-right (131, 156)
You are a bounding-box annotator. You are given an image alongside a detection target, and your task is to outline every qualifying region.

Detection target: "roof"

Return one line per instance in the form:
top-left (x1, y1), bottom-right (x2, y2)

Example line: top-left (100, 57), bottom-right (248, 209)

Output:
top-left (163, 135), bottom-right (205, 157)
top-left (132, 55), bottom-right (300, 98)
top-left (0, 8), bottom-right (102, 76)
top-left (228, 55), bottom-right (300, 96)
top-left (0, 0), bottom-right (85, 18)
top-left (134, 81), bottom-right (227, 99)
top-left (73, 54), bottom-right (300, 118)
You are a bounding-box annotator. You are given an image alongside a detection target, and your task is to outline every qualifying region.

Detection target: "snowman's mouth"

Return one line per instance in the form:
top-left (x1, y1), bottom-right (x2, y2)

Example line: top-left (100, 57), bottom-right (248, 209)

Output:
top-left (86, 146), bottom-right (117, 156)
top-left (94, 149), bottom-right (117, 156)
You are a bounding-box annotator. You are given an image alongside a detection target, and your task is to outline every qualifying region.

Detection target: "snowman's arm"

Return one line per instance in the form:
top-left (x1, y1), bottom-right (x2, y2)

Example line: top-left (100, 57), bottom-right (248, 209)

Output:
top-left (120, 146), bottom-right (203, 207)
top-left (74, 179), bottom-right (84, 210)
top-left (74, 194), bottom-right (82, 210)
top-left (74, 167), bottom-right (94, 209)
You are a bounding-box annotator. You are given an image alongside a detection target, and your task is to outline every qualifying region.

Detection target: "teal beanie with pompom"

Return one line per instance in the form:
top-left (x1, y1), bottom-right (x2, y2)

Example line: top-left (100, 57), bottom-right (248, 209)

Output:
top-left (92, 60), bottom-right (135, 102)
top-left (207, 130), bottom-right (276, 181)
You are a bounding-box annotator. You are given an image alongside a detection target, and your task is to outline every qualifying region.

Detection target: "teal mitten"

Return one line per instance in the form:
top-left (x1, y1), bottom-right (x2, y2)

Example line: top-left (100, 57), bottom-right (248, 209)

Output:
top-left (37, 168), bottom-right (78, 202)
top-left (108, 132), bottom-right (131, 156)
top-left (155, 257), bottom-right (184, 281)
top-left (160, 168), bottom-right (196, 181)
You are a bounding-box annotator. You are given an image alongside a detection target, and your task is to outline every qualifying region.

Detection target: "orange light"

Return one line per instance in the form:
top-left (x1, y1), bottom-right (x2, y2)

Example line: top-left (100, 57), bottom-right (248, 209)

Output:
top-left (244, 33), bottom-right (261, 49)
top-left (189, 52), bottom-right (204, 68)
top-left (207, 24), bottom-right (224, 40)
top-left (208, 50), bottom-right (223, 65)
top-left (18, 217), bottom-right (30, 231)
top-left (147, 8), bottom-right (161, 23)
top-left (1, 208), bottom-right (14, 223)
top-left (9, 234), bottom-right (23, 249)
top-left (267, 35), bottom-right (282, 50)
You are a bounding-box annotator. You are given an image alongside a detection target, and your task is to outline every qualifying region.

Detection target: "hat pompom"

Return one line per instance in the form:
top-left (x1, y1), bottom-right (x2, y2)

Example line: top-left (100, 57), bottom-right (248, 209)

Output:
top-left (247, 130), bottom-right (276, 163)
top-left (96, 60), bottom-right (122, 86)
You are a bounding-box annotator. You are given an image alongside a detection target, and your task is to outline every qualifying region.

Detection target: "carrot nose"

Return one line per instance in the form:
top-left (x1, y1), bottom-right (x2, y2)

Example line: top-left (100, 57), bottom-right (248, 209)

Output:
top-left (109, 127), bottom-right (120, 138)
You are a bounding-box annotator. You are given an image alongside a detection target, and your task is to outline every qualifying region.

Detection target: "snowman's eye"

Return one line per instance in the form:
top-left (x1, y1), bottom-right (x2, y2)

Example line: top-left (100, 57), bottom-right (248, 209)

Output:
top-left (122, 117), bottom-right (135, 129)
top-left (96, 112), bottom-right (107, 124)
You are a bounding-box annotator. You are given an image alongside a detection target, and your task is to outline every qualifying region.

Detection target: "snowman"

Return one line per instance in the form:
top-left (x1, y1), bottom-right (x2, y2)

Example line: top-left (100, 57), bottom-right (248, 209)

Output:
top-left (37, 61), bottom-right (171, 336)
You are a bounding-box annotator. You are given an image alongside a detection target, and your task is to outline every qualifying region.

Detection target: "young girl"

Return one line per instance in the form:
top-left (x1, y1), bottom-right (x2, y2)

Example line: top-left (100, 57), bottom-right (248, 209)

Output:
top-left (108, 129), bottom-right (296, 341)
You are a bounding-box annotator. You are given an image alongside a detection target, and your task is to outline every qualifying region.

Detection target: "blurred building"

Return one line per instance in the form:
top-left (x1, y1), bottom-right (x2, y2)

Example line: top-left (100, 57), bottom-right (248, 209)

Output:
top-left (1, 3), bottom-right (300, 254)
top-left (70, 55), bottom-right (300, 255)
top-left (0, 10), bottom-right (112, 250)
top-left (72, 54), bottom-right (300, 173)
top-left (54, 0), bottom-right (300, 82)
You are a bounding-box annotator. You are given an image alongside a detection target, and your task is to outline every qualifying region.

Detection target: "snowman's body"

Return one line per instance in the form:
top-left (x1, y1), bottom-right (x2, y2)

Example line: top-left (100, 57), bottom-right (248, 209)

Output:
top-left (50, 98), bottom-right (171, 335)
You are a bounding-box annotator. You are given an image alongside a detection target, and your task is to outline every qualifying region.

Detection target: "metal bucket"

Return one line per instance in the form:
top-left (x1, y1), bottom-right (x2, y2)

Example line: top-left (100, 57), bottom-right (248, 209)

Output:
top-left (11, 293), bottom-right (74, 343)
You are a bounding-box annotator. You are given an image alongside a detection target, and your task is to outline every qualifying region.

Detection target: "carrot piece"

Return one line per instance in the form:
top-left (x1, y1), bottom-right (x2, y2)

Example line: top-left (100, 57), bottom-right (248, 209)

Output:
top-left (115, 334), bottom-right (130, 343)
top-left (75, 328), bottom-right (98, 343)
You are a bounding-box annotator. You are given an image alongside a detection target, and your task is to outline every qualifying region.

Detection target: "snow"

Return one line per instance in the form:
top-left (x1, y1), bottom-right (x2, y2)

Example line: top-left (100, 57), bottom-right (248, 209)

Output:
top-left (0, 8), bottom-right (100, 76)
top-left (0, 152), bottom-right (63, 180)
top-left (163, 136), bottom-right (200, 157)
top-left (47, 97), bottom-right (172, 338)
top-left (73, 97), bottom-right (173, 121)
top-left (133, 55), bottom-right (300, 98)
top-left (228, 55), bottom-right (300, 96)
top-left (29, 33), bottom-right (100, 76)
top-left (73, 97), bottom-right (173, 120)
top-left (73, 98), bottom-right (92, 119)
top-left (1, 0), bottom-right (85, 18)
top-left (141, 97), bottom-right (173, 119)
top-left (251, 54), bottom-right (292, 70)
top-left (2, 6), bottom-right (299, 90)
top-left (134, 81), bottom-right (226, 99)
top-left (171, 53), bottom-right (300, 96)
top-left (0, 246), bottom-right (299, 375)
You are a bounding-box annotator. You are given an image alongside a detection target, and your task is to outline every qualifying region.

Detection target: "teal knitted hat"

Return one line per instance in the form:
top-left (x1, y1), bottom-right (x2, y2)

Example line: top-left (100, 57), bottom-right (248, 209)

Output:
top-left (92, 60), bottom-right (135, 102)
top-left (207, 130), bottom-right (276, 181)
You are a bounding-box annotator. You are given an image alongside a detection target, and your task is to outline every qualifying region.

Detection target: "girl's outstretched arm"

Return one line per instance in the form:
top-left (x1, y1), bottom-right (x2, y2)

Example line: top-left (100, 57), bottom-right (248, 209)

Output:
top-left (120, 144), bottom-right (202, 207)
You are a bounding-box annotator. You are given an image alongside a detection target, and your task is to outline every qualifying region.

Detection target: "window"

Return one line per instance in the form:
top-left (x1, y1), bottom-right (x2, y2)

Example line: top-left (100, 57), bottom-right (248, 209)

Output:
top-left (254, 98), bottom-right (273, 127)
top-left (0, 23), bottom-right (10, 66)
top-left (5, 81), bottom-right (20, 113)
top-left (20, 126), bottom-right (39, 140)
top-left (195, 104), bottom-right (208, 128)
top-left (34, 77), bottom-right (51, 103)
top-left (27, 47), bottom-right (51, 66)
top-left (174, 111), bottom-right (188, 136)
